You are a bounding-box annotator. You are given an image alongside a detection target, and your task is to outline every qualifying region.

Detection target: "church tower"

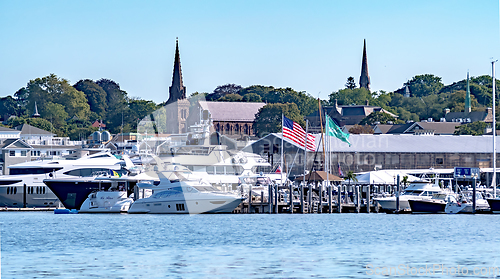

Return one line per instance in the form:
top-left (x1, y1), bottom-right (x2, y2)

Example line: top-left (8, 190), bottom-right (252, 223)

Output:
top-left (359, 39), bottom-right (370, 90)
top-left (165, 38), bottom-right (190, 134)
top-left (167, 38), bottom-right (187, 104)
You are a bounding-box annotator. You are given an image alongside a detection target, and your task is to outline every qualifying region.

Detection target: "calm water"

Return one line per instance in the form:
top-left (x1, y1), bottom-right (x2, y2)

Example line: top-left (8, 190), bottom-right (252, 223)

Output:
top-left (1, 212), bottom-right (500, 278)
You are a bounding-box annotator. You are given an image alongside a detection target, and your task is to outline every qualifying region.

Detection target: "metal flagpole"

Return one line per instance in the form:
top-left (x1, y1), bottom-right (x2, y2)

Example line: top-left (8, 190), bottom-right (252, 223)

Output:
top-left (281, 113), bottom-right (285, 189)
top-left (493, 60), bottom-right (497, 197)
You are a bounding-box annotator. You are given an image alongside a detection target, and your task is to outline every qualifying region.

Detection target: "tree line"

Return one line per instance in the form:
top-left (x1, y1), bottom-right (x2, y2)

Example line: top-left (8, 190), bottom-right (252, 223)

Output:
top-left (1, 73), bottom-right (498, 139)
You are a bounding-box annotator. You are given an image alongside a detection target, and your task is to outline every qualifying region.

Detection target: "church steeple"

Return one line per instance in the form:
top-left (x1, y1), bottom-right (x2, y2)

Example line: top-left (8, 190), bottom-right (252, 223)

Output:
top-left (167, 38), bottom-right (186, 104)
top-left (32, 101), bottom-right (40, 118)
top-left (465, 71), bottom-right (471, 113)
top-left (359, 39), bottom-right (370, 90)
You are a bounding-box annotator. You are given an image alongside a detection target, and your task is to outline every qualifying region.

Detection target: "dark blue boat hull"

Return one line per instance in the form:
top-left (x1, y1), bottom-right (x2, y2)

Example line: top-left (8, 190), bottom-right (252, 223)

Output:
top-left (409, 199), bottom-right (445, 213)
top-left (44, 180), bottom-right (113, 210)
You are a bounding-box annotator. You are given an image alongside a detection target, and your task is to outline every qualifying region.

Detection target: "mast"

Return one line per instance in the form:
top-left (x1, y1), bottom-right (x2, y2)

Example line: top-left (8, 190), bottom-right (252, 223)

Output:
top-left (493, 60), bottom-right (497, 196)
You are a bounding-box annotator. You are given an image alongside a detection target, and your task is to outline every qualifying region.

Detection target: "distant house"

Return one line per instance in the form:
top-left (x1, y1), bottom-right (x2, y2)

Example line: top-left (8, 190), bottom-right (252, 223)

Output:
top-left (0, 139), bottom-right (33, 175)
top-left (444, 108), bottom-right (493, 124)
top-left (0, 126), bottom-right (21, 139)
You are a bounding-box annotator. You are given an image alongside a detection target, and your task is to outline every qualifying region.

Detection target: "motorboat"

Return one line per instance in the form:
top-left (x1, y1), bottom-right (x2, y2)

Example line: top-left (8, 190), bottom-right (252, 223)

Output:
top-left (445, 191), bottom-right (490, 214)
top-left (408, 193), bottom-right (455, 214)
top-left (0, 152), bottom-right (125, 208)
top-left (374, 178), bottom-right (446, 213)
top-left (128, 165), bottom-right (244, 214)
top-left (79, 190), bottom-right (134, 213)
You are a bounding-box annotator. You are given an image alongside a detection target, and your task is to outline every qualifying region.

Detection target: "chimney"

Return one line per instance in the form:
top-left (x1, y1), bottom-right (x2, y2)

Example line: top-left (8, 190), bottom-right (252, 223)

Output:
top-left (444, 108), bottom-right (450, 114)
top-left (365, 100), bottom-right (369, 106)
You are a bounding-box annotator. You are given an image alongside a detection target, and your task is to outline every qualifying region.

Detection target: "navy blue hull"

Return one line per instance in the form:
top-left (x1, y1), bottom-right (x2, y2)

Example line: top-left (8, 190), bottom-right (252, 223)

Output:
top-left (44, 180), bottom-right (113, 210)
top-left (487, 198), bottom-right (500, 213)
top-left (409, 199), bottom-right (445, 213)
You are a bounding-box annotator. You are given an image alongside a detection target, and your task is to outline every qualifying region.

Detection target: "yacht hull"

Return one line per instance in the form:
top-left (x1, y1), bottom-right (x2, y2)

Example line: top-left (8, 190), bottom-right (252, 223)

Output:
top-left (128, 194), bottom-right (243, 214)
top-left (44, 180), bottom-right (115, 210)
top-left (408, 199), bottom-right (445, 214)
top-left (0, 183), bottom-right (59, 208)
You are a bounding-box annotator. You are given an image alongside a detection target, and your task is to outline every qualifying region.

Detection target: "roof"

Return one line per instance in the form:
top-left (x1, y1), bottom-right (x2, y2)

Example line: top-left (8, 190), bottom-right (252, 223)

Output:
top-left (199, 101), bottom-right (265, 122)
top-left (444, 109), bottom-right (492, 123)
top-left (0, 126), bottom-right (18, 132)
top-left (320, 134), bottom-right (496, 153)
top-left (14, 124), bottom-right (55, 136)
top-left (411, 122), bottom-right (461, 135)
top-left (373, 123), bottom-right (413, 134)
top-left (295, 171), bottom-right (342, 182)
top-left (0, 139), bottom-right (32, 149)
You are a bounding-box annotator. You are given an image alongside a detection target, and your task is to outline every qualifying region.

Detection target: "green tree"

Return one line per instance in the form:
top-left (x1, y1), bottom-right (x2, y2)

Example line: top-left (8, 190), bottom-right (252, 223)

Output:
top-left (0, 96), bottom-right (19, 120)
top-left (404, 74), bottom-right (444, 97)
top-left (73, 79), bottom-right (107, 118)
top-left (242, 93), bottom-right (262, 102)
top-left (348, 124), bottom-right (374, 134)
top-left (218, 93), bottom-right (243, 102)
top-left (329, 88), bottom-right (373, 106)
top-left (453, 121), bottom-right (488, 135)
top-left (359, 111), bottom-right (397, 125)
top-left (254, 103), bottom-right (303, 138)
top-left (345, 76), bottom-right (356, 89)
top-left (345, 171), bottom-right (358, 185)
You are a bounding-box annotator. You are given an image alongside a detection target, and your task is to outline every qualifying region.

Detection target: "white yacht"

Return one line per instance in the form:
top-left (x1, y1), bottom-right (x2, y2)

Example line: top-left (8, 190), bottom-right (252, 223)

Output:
top-left (79, 190), bottom-right (134, 213)
top-left (0, 152), bottom-right (124, 208)
top-left (128, 165), bottom-right (244, 214)
top-left (375, 179), bottom-right (446, 212)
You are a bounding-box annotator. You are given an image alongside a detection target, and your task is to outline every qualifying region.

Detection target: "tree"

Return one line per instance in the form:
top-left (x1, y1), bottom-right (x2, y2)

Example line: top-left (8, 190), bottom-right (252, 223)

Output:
top-left (359, 111), bottom-right (397, 125)
top-left (348, 124), bottom-right (374, 134)
top-left (0, 96), bottom-right (19, 120)
top-left (254, 103), bottom-right (303, 138)
top-left (453, 121), bottom-right (488, 135)
top-left (345, 76), bottom-right (356, 89)
top-left (96, 79), bottom-right (129, 133)
top-left (404, 74), bottom-right (444, 97)
top-left (345, 171), bottom-right (358, 186)
top-left (218, 93), bottom-right (243, 102)
top-left (206, 84), bottom-right (243, 100)
top-left (242, 93), bottom-right (262, 102)
top-left (329, 88), bottom-right (373, 106)
top-left (73, 79), bottom-right (107, 118)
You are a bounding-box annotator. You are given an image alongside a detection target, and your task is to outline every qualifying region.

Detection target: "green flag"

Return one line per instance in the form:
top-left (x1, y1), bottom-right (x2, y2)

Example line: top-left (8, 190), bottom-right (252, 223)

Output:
top-left (326, 114), bottom-right (351, 146)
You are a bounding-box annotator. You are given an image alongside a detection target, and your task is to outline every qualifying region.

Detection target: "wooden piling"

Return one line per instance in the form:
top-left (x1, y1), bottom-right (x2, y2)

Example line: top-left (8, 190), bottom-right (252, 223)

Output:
top-left (366, 185), bottom-right (371, 213)
top-left (248, 185), bottom-right (252, 213)
top-left (396, 175), bottom-right (400, 213)
top-left (355, 185), bottom-right (360, 213)
top-left (328, 185), bottom-right (332, 213)
top-left (268, 183), bottom-right (272, 214)
top-left (275, 183), bottom-right (279, 214)
top-left (290, 182), bottom-right (293, 214)
top-left (261, 191), bottom-right (264, 214)
top-left (300, 184), bottom-right (304, 214)
top-left (337, 185), bottom-right (342, 213)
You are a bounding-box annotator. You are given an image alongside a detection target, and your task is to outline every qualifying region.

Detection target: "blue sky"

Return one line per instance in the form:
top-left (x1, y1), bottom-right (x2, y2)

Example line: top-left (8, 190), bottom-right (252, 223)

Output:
top-left (0, 0), bottom-right (499, 104)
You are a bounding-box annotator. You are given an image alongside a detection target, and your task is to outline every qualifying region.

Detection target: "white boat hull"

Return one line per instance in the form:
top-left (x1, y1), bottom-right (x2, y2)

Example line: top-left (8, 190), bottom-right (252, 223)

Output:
top-left (79, 191), bottom-right (133, 213)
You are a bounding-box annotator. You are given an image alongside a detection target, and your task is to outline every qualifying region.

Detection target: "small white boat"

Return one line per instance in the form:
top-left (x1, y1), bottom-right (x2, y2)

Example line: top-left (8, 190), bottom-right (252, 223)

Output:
top-left (445, 191), bottom-right (490, 214)
top-left (79, 191), bottom-right (134, 213)
top-left (128, 166), bottom-right (244, 214)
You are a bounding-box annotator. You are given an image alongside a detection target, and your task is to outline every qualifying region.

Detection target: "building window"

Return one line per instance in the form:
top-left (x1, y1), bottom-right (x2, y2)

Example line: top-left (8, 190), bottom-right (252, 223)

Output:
top-left (21, 151), bottom-right (27, 156)
top-left (436, 158), bottom-right (444, 165)
top-left (9, 151), bottom-right (15, 157)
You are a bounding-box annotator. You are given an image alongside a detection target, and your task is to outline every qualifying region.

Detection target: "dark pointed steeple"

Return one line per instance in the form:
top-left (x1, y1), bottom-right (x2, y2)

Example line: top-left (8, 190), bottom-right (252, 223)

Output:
top-left (167, 38), bottom-right (186, 104)
top-left (32, 101), bottom-right (40, 118)
top-left (359, 39), bottom-right (370, 90)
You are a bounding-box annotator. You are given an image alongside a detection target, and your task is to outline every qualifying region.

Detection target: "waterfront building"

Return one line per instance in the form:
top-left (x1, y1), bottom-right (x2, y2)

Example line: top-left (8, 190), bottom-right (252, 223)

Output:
top-left (244, 133), bottom-right (500, 180)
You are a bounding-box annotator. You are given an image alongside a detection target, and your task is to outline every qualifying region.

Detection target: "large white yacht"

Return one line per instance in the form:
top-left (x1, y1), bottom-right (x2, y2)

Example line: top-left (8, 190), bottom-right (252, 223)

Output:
top-left (128, 165), bottom-right (244, 214)
top-left (375, 179), bottom-right (446, 212)
top-left (0, 152), bottom-right (124, 207)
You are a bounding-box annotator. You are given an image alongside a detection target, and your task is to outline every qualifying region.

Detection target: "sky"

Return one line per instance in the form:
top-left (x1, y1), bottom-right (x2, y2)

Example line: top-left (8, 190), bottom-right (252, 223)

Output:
top-left (0, 0), bottom-right (499, 104)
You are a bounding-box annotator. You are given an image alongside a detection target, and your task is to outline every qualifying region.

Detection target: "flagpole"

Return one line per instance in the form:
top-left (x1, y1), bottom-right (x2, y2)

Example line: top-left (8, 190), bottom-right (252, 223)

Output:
top-left (326, 112), bottom-right (329, 190)
top-left (304, 120), bottom-right (308, 196)
top-left (281, 114), bottom-right (285, 188)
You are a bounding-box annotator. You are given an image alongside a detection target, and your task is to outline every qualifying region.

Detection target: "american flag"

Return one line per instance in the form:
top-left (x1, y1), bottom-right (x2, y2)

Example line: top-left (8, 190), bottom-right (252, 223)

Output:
top-left (282, 116), bottom-right (316, 151)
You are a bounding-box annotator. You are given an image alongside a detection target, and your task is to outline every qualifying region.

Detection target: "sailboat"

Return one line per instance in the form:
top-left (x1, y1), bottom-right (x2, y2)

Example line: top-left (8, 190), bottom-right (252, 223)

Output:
top-left (486, 61), bottom-right (500, 213)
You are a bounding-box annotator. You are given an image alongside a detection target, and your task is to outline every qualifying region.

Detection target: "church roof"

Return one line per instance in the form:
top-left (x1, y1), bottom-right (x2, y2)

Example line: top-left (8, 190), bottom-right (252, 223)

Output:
top-left (199, 101), bottom-right (265, 122)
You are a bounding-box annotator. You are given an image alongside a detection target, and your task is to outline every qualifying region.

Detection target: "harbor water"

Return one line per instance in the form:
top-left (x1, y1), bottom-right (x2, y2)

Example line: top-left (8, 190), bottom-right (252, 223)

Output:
top-left (2, 212), bottom-right (500, 278)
